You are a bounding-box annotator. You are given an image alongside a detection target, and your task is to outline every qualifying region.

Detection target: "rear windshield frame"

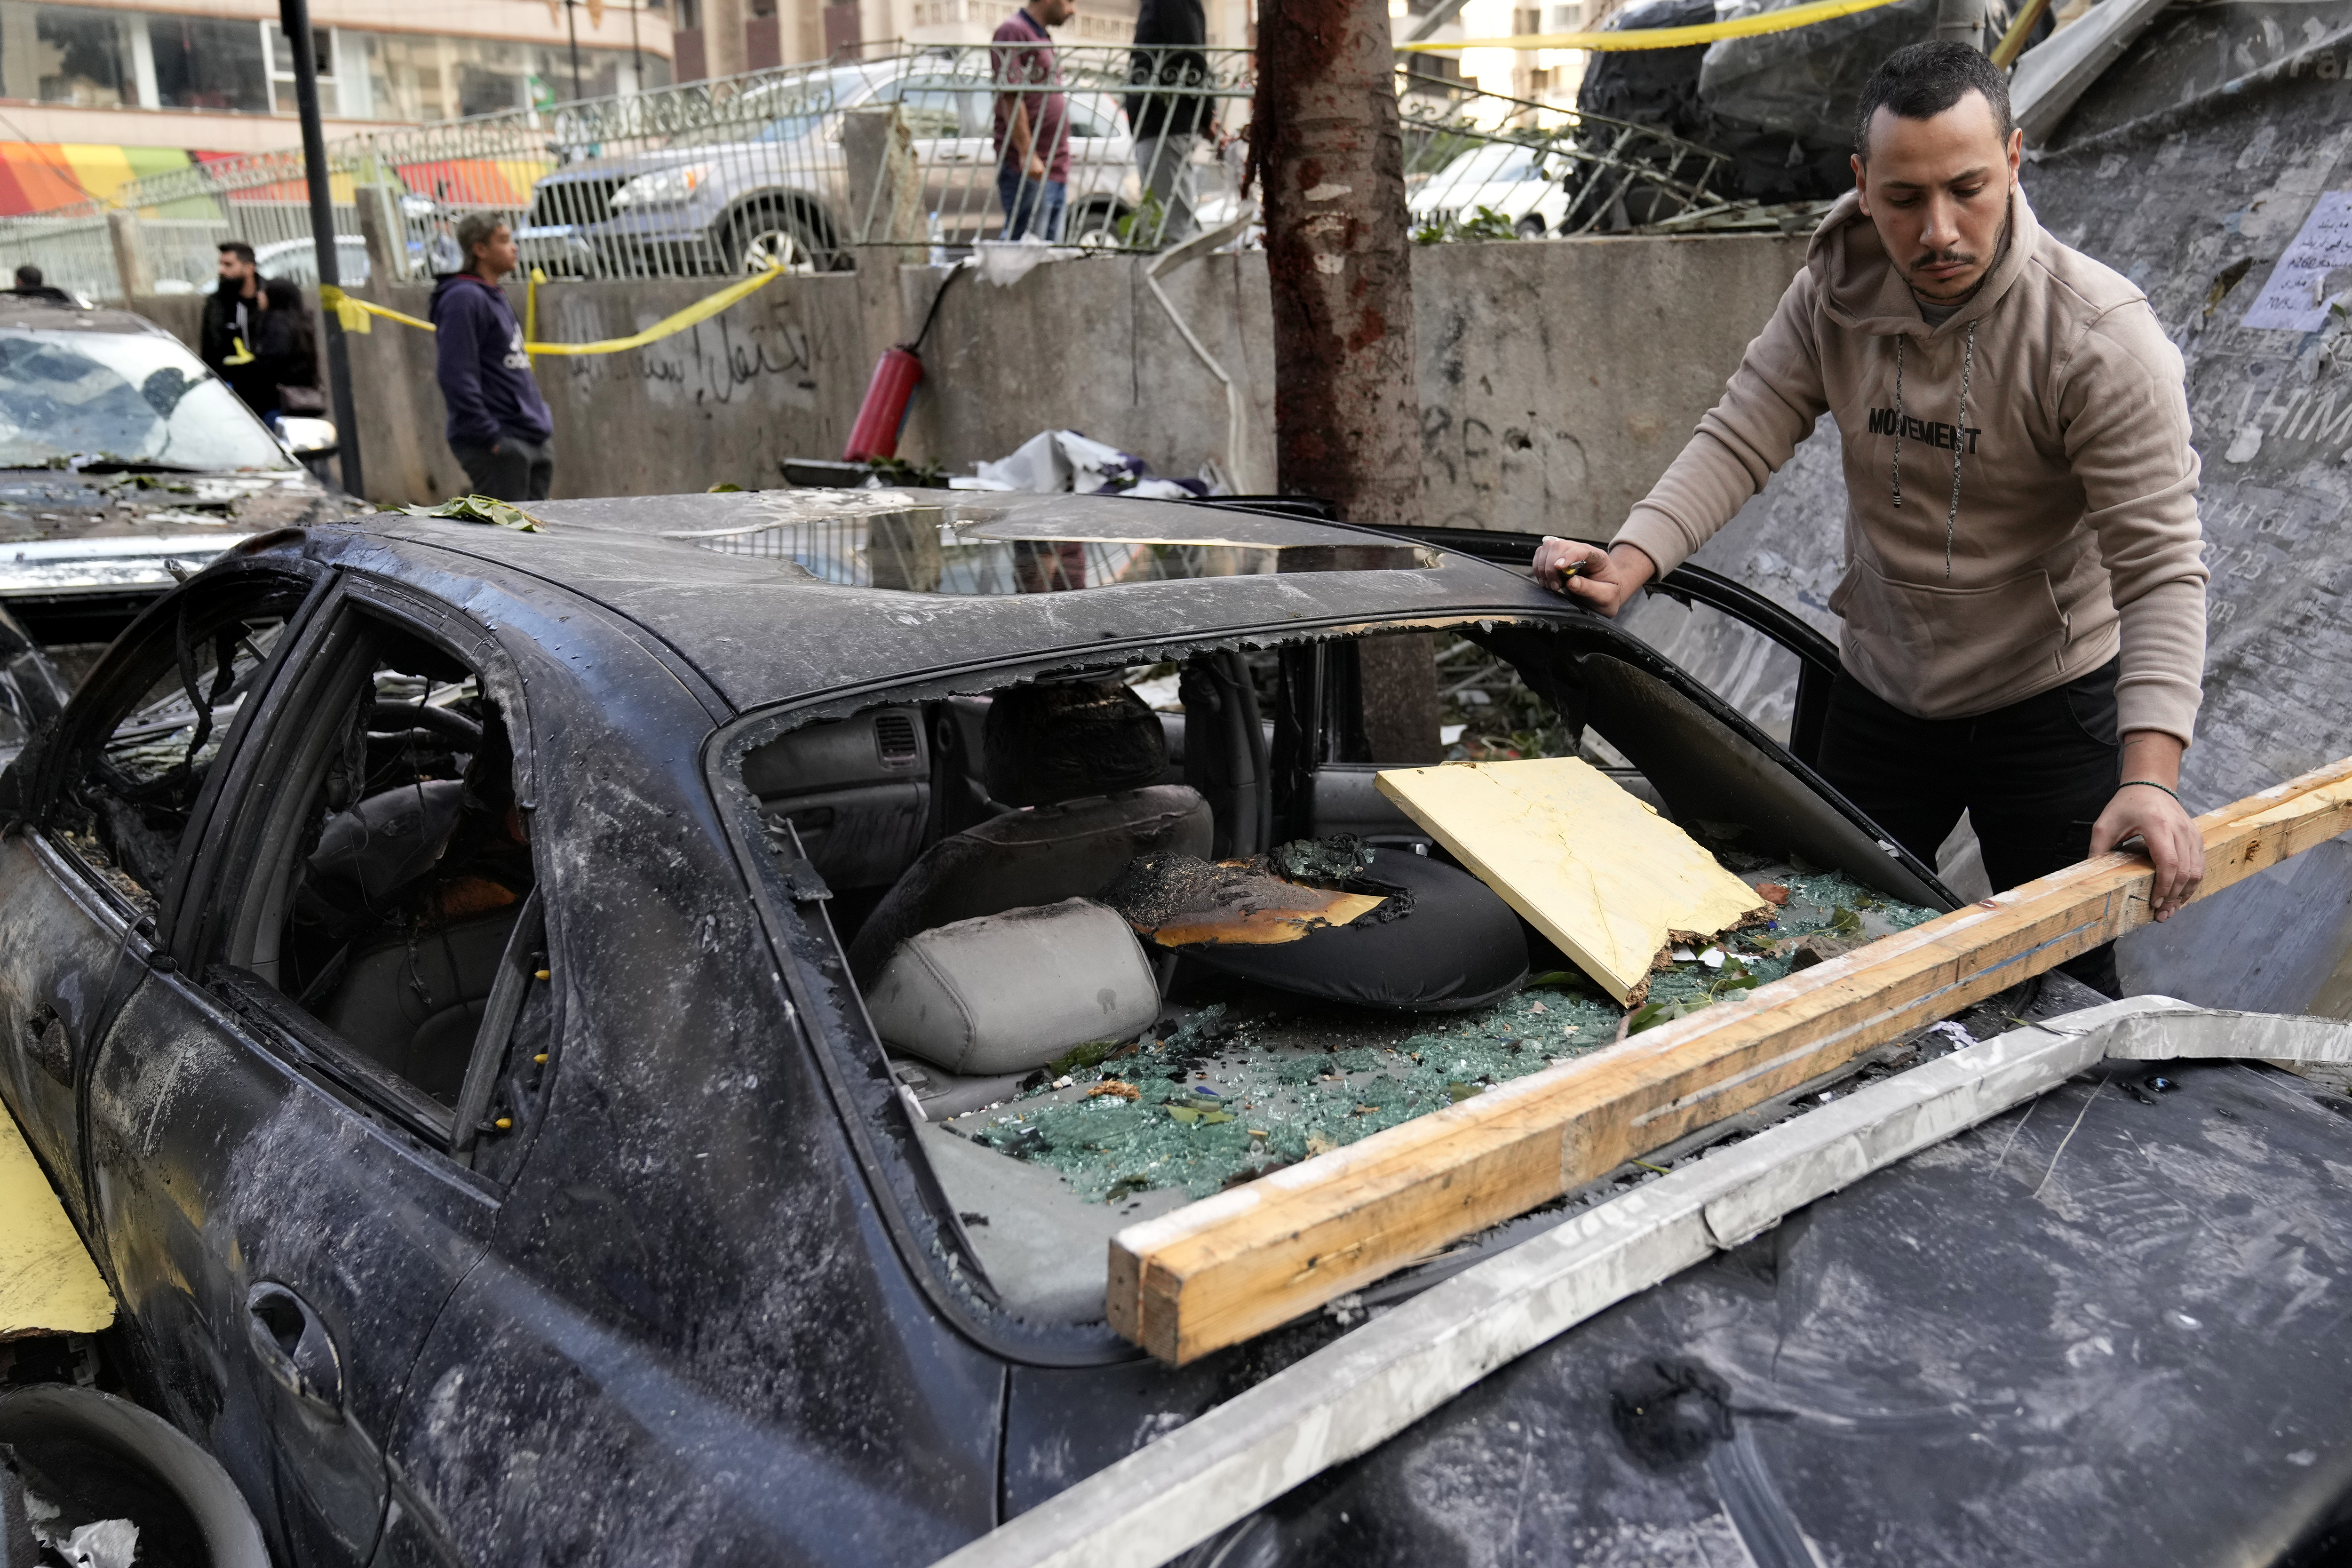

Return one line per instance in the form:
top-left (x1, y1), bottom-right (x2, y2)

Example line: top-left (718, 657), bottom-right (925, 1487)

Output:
top-left (706, 601), bottom-right (1959, 1369)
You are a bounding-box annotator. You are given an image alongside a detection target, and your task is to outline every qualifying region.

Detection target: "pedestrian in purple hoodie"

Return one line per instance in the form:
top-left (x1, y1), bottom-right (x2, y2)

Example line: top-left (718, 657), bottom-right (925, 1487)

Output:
top-left (431, 214), bottom-right (556, 502)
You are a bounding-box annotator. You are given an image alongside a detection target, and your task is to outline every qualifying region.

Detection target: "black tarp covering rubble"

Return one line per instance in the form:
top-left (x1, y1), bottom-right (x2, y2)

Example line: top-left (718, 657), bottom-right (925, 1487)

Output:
top-left (1576, 0), bottom-right (2034, 204)
top-left (1637, 0), bottom-right (2352, 1011)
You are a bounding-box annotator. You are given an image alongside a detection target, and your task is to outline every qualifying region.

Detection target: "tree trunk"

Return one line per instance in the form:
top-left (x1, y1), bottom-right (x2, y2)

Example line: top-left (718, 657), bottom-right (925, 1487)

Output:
top-left (1256, 0), bottom-right (1439, 759)
top-left (1256, 0), bottom-right (1423, 528)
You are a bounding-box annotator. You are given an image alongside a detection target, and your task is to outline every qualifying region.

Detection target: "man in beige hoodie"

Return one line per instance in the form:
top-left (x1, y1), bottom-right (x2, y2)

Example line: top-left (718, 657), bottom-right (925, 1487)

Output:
top-left (1534, 41), bottom-right (2207, 995)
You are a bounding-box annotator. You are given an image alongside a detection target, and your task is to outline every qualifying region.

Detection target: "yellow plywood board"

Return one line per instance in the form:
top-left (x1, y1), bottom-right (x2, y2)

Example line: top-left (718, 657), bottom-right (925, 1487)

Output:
top-left (0, 1101), bottom-right (114, 1338)
top-left (1375, 757), bottom-right (1768, 1004)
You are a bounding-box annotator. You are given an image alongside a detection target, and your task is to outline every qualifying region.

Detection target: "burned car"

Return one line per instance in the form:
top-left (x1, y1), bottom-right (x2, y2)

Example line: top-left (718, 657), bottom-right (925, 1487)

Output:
top-left (0, 296), bottom-right (367, 663)
top-left (0, 298), bottom-right (367, 772)
top-left (2, 490), bottom-right (2345, 1565)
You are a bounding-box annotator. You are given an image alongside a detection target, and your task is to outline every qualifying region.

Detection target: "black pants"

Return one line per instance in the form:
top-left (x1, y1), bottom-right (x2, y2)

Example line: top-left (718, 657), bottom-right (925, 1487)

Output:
top-left (450, 433), bottom-right (554, 502)
top-left (1816, 657), bottom-right (2123, 996)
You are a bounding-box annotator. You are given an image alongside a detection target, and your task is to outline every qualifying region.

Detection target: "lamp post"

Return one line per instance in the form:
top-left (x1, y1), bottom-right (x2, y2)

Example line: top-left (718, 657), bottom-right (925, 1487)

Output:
top-left (278, 0), bottom-right (362, 497)
top-left (566, 0), bottom-right (585, 101)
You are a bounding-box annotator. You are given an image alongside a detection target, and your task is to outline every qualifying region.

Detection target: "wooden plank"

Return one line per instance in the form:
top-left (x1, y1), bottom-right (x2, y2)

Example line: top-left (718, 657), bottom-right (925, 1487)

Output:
top-left (1373, 758), bottom-right (1769, 1003)
top-left (0, 1099), bottom-right (113, 1338)
top-left (1107, 756), bottom-right (2352, 1363)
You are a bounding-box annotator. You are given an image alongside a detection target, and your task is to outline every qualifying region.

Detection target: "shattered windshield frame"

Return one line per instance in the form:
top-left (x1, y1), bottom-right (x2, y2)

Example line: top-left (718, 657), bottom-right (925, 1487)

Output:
top-left (0, 328), bottom-right (296, 474)
top-left (706, 603), bottom-right (1957, 1360)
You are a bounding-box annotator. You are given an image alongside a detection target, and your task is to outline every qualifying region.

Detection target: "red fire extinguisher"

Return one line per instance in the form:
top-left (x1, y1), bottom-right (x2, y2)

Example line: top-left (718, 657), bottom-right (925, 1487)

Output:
top-left (842, 261), bottom-right (967, 463)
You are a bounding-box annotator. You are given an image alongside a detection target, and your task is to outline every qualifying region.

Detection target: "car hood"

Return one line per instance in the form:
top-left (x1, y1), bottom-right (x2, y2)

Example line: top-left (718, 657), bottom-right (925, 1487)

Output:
top-left (0, 469), bottom-right (365, 544)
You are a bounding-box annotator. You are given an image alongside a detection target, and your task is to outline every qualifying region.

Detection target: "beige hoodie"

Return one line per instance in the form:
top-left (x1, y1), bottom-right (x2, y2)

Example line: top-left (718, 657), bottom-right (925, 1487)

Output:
top-left (1617, 185), bottom-right (2207, 743)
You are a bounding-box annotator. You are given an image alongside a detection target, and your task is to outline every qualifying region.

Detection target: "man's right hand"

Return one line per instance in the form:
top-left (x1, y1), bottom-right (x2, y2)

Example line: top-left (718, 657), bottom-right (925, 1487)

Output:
top-left (1027, 153), bottom-right (1048, 181)
top-left (1533, 538), bottom-right (1657, 618)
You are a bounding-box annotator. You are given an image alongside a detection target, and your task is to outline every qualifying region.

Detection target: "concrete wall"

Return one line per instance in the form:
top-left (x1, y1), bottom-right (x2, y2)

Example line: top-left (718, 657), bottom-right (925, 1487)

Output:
top-left (133, 231), bottom-right (1809, 520)
top-left (906, 233), bottom-right (1808, 533)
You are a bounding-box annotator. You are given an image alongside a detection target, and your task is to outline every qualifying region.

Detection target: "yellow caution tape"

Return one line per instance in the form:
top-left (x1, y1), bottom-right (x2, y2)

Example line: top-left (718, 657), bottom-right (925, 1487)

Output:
top-left (524, 265), bottom-right (545, 366)
top-left (318, 286), bottom-right (432, 335)
top-left (318, 262), bottom-right (787, 356)
top-left (525, 263), bottom-right (788, 356)
top-left (1398, 0), bottom-right (1907, 52)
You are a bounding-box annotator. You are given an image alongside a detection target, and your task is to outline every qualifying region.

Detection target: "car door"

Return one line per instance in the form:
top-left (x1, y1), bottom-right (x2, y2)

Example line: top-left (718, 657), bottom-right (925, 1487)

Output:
top-left (85, 579), bottom-right (543, 1566)
top-left (0, 562), bottom-right (321, 1231)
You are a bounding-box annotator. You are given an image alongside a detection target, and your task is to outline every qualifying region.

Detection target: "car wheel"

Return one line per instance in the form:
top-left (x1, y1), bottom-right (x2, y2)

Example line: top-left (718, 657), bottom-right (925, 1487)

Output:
top-left (726, 206), bottom-right (834, 276)
top-left (0, 1384), bottom-right (270, 1568)
top-left (1068, 200), bottom-right (1129, 251)
top-left (1515, 214), bottom-right (1547, 239)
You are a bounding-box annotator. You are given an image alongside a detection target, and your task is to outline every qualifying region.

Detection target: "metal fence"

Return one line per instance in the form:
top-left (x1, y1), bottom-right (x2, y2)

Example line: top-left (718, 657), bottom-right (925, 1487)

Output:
top-left (2, 209), bottom-right (120, 303)
top-left (0, 46), bottom-right (1752, 302)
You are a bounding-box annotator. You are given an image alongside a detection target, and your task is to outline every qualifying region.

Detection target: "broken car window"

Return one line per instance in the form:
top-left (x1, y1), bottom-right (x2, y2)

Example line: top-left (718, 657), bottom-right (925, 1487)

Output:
top-left (208, 612), bottom-right (539, 1119)
top-left (51, 585), bottom-right (300, 918)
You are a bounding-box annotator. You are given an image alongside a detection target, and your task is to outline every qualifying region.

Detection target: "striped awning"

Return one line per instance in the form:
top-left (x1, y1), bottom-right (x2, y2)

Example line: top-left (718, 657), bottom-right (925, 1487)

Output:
top-left (0, 143), bottom-right (214, 216)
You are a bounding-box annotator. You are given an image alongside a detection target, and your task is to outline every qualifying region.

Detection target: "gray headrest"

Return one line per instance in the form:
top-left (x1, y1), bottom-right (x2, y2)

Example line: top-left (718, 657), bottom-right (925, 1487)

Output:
top-left (865, 899), bottom-right (1159, 1076)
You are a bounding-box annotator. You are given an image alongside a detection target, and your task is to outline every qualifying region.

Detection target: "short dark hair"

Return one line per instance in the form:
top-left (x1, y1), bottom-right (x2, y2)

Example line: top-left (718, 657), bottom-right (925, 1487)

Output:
top-left (218, 239), bottom-right (256, 265)
top-left (1853, 41), bottom-right (2014, 160)
top-left (13, 265), bottom-right (40, 287)
top-left (454, 212), bottom-right (509, 269)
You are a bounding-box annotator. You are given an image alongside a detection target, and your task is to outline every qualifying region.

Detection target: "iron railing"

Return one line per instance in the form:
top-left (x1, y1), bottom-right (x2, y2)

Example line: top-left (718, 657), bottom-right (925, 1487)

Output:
top-left (0, 47), bottom-right (1744, 301)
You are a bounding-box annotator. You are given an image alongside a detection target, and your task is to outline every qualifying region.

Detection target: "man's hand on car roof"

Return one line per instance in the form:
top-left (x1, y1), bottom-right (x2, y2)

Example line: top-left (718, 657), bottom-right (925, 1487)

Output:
top-left (1534, 537), bottom-right (1655, 618)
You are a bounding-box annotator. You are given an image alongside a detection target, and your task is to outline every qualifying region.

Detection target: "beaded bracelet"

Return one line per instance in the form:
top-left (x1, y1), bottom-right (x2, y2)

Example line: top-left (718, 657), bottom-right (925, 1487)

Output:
top-left (2121, 779), bottom-right (2181, 803)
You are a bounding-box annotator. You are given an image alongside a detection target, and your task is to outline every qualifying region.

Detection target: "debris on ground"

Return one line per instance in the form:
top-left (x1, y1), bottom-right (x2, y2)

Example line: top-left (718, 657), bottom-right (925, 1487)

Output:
top-left (963, 429), bottom-right (1227, 500)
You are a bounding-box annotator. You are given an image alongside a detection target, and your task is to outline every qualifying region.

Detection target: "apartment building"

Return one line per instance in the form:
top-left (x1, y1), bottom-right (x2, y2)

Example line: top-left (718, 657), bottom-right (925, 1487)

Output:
top-left (0, 0), bottom-right (673, 211)
top-left (1456, 0), bottom-right (1628, 109)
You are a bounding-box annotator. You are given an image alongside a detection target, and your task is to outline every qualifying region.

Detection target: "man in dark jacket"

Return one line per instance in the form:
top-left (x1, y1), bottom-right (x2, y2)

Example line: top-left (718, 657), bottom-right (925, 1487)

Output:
top-left (430, 214), bottom-right (555, 502)
top-left (200, 241), bottom-right (270, 414)
top-left (1127, 0), bottom-right (1214, 247)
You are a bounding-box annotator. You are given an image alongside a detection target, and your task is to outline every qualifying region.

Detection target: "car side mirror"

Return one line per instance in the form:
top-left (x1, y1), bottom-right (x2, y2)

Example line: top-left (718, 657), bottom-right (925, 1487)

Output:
top-left (278, 416), bottom-right (339, 458)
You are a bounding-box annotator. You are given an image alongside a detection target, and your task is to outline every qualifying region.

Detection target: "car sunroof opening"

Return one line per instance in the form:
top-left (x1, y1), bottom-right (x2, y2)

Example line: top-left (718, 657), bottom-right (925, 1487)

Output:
top-left (663, 493), bottom-right (1440, 593)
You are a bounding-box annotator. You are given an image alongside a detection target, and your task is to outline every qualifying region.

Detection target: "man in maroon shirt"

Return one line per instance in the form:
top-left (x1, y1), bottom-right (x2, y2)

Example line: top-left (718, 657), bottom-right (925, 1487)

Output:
top-left (993, 0), bottom-right (1076, 240)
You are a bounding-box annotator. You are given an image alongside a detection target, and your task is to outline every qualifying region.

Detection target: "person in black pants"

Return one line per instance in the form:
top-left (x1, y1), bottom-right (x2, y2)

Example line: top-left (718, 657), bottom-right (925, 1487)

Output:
top-left (253, 277), bottom-right (324, 422)
top-left (1814, 658), bottom-right (2127, 994)
top-left (1127, 0), bottom-right (1215, 247)
top-left (429, 213), bottom-right (555, 502)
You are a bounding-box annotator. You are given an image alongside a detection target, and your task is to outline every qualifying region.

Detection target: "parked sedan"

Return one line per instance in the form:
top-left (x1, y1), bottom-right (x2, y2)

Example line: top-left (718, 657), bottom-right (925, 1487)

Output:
top-left (0, 296), bottom-right (366, 717)
top-left (1408, 140), bottom-right (1569, 238)
top-left (0, 484), bottom-right (1946, 1561)
top-left (520, 59), bottom-right (1138, 277)
top-left (13, 490), bottom-right (2336, 1565)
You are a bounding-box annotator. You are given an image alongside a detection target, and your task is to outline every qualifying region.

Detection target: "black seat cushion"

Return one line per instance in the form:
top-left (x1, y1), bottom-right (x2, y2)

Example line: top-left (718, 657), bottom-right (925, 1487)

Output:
top-left (1175, 849), bottom-right (1528, 1012)
top-left (321, 905), bottom-right (523, 1103)
top-left (847, 784), bottom-right (1213, 985)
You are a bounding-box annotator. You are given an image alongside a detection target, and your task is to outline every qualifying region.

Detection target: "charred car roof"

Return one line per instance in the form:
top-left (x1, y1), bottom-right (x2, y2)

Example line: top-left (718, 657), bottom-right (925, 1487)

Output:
top-left (338, 488), bottom-right (1563, 713)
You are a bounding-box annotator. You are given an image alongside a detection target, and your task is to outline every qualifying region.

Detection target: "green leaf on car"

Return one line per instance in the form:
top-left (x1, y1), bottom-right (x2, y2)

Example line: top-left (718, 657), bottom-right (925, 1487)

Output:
top-left (390, 494), bottom-right (546, 532)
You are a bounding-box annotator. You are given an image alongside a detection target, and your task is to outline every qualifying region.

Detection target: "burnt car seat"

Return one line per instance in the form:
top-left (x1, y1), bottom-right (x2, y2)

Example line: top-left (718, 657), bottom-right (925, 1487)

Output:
top-left (287, 717), bottom-right (534, 1103)
top-left (846, 680), bottom-right (1213, 985)
top-left (321, 908), bottom-right (522, 1101)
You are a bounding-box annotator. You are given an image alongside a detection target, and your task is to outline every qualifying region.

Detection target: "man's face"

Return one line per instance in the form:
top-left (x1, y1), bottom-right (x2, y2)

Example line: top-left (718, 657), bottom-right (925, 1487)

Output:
top-left (217, 252), bottom-right (256, 293)
top-left (473, 224), bottom-right (520, 277)
top-left (1031, 0), bottom-right (1076, 25)
top-left (1851, 91), bottom-right (2023, 304)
